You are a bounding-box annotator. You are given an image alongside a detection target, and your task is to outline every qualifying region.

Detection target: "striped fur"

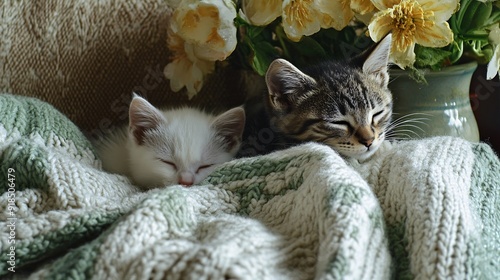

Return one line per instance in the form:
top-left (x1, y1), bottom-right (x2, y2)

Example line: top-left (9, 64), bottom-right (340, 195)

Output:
top-left (239, 35), bottom-right (393, 160)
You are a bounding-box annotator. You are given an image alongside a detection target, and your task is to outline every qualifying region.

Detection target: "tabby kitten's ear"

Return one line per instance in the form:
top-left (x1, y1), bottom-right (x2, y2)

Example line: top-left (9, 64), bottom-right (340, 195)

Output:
top-left (211, 107), bottom-right (246, 152)
top-left (265, 58), bottom-right (317, 112)
top-left (129, 93), bottom-right (166, 145)
top-left (361, 33), bottom-right (392, 88)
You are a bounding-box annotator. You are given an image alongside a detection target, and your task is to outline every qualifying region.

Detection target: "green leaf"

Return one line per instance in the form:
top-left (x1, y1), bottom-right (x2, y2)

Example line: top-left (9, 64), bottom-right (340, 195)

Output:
top-left (414, 45), bottom-right (453, 69)
top-left (468, 2), bottom-right (492, 30)
top-left (455, 0), bottom-right (475, 32)
top-left (251, 41), bottom-right (278, 75)
top-left (484, 6), bottom-right (500, 27)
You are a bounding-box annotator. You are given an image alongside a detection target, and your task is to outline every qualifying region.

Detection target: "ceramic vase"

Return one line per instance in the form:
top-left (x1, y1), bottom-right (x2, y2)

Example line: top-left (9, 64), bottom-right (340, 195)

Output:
top-left (388, 61), bottom-right (480, 142)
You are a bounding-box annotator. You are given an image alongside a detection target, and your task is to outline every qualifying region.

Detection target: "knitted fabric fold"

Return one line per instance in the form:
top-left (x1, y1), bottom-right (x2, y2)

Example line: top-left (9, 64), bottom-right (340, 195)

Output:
top-left (1, 94), bottom-right (498, 279)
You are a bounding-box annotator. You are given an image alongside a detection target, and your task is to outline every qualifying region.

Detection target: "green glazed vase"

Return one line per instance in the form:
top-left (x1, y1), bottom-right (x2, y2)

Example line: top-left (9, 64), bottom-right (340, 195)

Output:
top-left (388, 61), bottom-right (480, 142)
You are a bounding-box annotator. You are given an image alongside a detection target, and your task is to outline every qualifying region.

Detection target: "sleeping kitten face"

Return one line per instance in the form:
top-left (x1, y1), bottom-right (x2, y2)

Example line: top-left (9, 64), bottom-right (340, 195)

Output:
top-left (127, 95), bottom-right (245, 188)
top-left (264, 34), bottom-right (393, 160)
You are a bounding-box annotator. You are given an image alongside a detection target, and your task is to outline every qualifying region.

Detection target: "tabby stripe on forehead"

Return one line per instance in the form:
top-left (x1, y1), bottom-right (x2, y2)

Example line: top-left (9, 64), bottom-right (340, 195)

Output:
top-left (289, 118), bottom-right (323, 137)
top-left (365, 89), bottom-right (375, 109)
top-left (336, 102), bottom-right (347, 115)
top-left (340, 94), bottom-right (356, 110)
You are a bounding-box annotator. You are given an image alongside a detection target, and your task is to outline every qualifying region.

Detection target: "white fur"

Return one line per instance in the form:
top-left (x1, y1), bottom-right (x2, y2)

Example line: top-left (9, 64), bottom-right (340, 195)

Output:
top-left (94, 98), bottom-right (244, 189)
top-left (127, 108), bottom-right (235, 188)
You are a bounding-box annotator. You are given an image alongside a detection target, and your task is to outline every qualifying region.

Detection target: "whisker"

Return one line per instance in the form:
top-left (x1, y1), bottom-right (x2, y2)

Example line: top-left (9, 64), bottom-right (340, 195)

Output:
top-left (389, 115), bottom-right (430, 125)
top-left (386, 120), bottom-right (429, 132)
top-left (388, 123), bottom-right (427, 134)
top-left (389, 115), bottom-right (431, 124)
top-left (386, 135), bottom-right (415, 141)
top-left (391, 112), bottom-right (432, 118)
top-left (385, 112), bottom-right (431, 140)
top-left (386, 129), bottom-right (422, 138)
top-left (388, 116), bottom-right (428, 125)
top-left (392, 115), bottom-right (431, 122)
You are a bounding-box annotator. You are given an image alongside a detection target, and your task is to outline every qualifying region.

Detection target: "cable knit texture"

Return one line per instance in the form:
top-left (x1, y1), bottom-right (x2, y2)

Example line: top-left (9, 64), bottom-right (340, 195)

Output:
top-left (0, 0), bottom-right (247, 133)
top-left (0, 94), bottom-right (499, 279)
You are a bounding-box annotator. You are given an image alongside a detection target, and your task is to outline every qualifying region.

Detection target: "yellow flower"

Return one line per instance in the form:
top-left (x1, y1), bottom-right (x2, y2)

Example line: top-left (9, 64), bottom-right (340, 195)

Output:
top-left (316, 0), bottom-right (354, 32)
top-left (487, 24), bottom-right (500, 80)
top-left (170, 0), bottom-right (237, 61)
top-left (282, 0), bottom-right (321, 41)
top-left (163, 29), bottom-right (215, 99)
top-left (164, 0), bottom-right (238, 97)
top-left (368, 0), bottom-right (459, 68)
top-left (242, 0), bottom-right (353, 42)
top-left (351, 0), bottom-right (376, 15)
top-left (242, 0), bottom-right (282, 26)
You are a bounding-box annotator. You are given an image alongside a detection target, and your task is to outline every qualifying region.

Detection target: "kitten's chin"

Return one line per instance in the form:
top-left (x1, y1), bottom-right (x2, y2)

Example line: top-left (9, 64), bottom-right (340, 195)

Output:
top-left (351, 149), bottom-right (377, 161)
top-left (338, 144), bottom-right (380, 161)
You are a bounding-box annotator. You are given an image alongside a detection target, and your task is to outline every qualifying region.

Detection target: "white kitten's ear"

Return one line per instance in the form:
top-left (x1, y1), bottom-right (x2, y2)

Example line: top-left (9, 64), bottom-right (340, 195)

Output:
top-left (265, 58), bottom-right (317, 112)
top-left (129, 95), bottom-right (165, 145)
top-left (211, 107), bottom-right (246, 152)
top-left (363, 33), bottom-right (392, 88)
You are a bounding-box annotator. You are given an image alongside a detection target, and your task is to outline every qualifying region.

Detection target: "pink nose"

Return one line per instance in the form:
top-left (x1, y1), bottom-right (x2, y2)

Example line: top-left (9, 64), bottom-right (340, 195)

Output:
top-left (178, 172), bottom-right (194, 186)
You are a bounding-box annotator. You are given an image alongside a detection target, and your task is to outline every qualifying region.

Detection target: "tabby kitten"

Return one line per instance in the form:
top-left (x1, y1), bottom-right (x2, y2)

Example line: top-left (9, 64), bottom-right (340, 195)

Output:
top-left (239, 34), bottom-right (393, 160)
top-left (94, 94), bottom-right (245, 189)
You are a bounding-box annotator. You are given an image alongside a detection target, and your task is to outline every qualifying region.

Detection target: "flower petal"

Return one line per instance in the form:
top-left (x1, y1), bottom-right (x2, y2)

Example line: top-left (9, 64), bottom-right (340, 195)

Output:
top-left (164, 61), bottom-right (185, 92)
top-left (351, 0), bottom-right (376, 15)
top-left (185, 65), bottom-right (204, 99)
top-left (414, 22), bottom-right (454, 48)
top-left (418, 0), bottom-right (459, 22)
top-left (242, 0), bottom-right (282, 26)
top-left (486, 45), bottom-right (499, 80)
top-left (316, 0), bottom-right (354, 30)
top-left (164, 29), bottom-right (215, 96)
top-left (368, 11), bottom-right (394, 42)
top-left (171, 0), bottom-right (237, 61)
top-left (369, 0), bottom-right (457, 68)
top-left (164, 54), bottom-right (215, 98)
top-left (282, 0), bottom-right (321, 41)
top-left (370, 0), bottom-right (401, 11)
top-left (489, 24), bottom-right (500, 45)
top-left (391, 42), bottom-right (416, 68)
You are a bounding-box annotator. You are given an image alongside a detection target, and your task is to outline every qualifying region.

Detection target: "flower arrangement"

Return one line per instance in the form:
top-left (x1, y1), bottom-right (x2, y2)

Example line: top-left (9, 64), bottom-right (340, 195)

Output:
top-left (163, 0), bottom-right (500, 98)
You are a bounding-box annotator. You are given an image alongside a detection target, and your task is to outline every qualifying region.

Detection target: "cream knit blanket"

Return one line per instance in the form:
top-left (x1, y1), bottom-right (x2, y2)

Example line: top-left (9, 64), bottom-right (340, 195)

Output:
top-left (1, 94), bottom-right (499, 279)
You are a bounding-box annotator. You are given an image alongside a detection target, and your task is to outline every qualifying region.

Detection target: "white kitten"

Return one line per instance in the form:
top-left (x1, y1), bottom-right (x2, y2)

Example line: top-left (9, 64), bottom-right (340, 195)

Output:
top-left (94, 94), bottom-right (245, 189)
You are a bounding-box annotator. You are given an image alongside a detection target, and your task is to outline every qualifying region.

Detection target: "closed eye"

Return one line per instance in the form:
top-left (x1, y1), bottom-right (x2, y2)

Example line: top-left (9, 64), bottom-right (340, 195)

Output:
top-left (329, 120), bottom-right (351, 129)
top-left (373, 110), bottom-right (384, 118)
top-left (197, 164), bottom-right (214, 173)
top-left (372, 110), bottom-right (385, 123)
top-left (159, 159), bottom-right (177, 170)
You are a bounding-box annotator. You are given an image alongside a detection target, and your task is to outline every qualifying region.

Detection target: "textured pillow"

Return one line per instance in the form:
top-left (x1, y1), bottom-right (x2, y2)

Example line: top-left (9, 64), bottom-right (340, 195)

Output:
top-left (0, 0), bottom-right (247, 135)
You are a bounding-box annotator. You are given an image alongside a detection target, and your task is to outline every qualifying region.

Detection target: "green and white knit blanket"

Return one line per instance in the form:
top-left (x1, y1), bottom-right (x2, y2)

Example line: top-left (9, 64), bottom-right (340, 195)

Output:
top-left (1, 94), bottom-right (499, 279)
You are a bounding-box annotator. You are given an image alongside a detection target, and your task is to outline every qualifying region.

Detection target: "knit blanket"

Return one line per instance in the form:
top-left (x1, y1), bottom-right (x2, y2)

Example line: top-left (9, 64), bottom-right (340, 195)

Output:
top-left (1, 94), bottom-right (499, 279)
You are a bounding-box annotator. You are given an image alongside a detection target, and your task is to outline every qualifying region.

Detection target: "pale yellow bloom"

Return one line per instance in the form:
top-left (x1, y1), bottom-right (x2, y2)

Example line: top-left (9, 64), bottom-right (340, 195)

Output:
top-left (281, 0), bottom-right (354, 41)
top-left (487, 24), bottom-right (500, 80)
top-left (316, 0), bottom-right (354, 31)
top-left (170, 0), bottom-right (237, 61)
top-left (164, 29), bottom-right (215, 98)
top-left (242, 0), bottom-right (282, 26)
top-left (241, 0), bottom-right (354, 42)
top-left (282, 0), bottom-right (321, 41)
top-left (351, 0), bottom-right (376, 15)
top-left (368, 0), bottom-right (458, 68)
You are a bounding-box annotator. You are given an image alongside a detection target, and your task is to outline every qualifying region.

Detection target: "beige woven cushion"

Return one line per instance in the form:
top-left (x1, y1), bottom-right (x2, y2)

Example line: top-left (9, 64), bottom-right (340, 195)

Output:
top-left (0, 0), bottom-right (247, 135)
